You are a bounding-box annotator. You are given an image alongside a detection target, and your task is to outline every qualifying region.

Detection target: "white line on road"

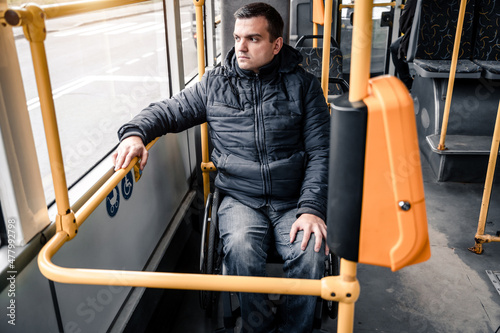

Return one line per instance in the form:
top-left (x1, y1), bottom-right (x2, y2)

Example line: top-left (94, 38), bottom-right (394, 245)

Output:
top-left (80, 22), bottom-right (137, 36)
top-left (106, 67), bottom-right (121, 74)
top-left (26, 75), bottom-right (169, 111)
top-left (106, 22), bottom-right (157, 35)
top-left (126, 58), bottom-right (140, 65)
top-left (53, 23), bottom-right (113, 37)
top-left (131, 24), bottom-right (163, 34)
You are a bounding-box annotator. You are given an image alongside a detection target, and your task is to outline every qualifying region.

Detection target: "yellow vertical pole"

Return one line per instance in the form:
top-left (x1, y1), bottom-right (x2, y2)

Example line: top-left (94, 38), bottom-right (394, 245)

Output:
top-left (13, 3), bottom-right (77, 239)
top-left (194, 0), bottom-right (206, 77)
top-left (31, 41), bottom-right (70, 215)
top-left (193, 0), bottom-right (211, 202)
top-left (470, 101), bottom-right (500, 254)
top-left (20, 5), bottom-right (71, 217)
top-left (437, 0), bottom-right (467, 150)
top-left (312, 0), bottom-right (325, 48)
top-left (19, 5), bottom-right (70, 215)
top-left (336, 1), bottom-right (374, 331)
top-left (337, 259), bottom-right (358, 333)
top-left (321, 0), bottom-right (333, 102)
top-left (313, 23), bottom-right (318, 47)
top-left (349, 0), bottom-right (372, 103)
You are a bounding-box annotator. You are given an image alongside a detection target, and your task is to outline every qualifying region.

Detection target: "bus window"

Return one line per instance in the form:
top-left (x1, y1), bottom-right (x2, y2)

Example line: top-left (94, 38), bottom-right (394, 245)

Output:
top-left (12, 0), bottom-right (170, 204)
top-left (184, 0), bottom-right (222, 77)
top-left (183, 1), bottom-right (201, 81)
top-left (340, 0), bottom-right (392, 77)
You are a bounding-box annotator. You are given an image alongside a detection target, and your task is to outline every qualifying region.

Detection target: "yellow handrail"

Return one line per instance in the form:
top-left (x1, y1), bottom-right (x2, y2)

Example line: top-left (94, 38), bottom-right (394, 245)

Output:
top-left (469, 100), bottom-right (500, 254)
top-left (193, 0), bottom-right (216, 203)
top-left (7, 3), bottom-right (75, 239)
top-left (43, 0), bottom-right (149, 19)
top-left (349, 0), bottom-right (372, 103)
top-left (321, 0), bottom-right (333, 103)
top-left (75, 138), bottom-right (158, 227)
top-left (337, 1), bottom-right (374, 331)
top-left (339, 2), bottom-right (395, 9)
top-left (6, 2), bottom-right (360, 331)
top-left (38, 230), bottom-right (360, 302)
top-left (4, 0), bottom-right (150, 23)
top-left (437, 0), bottom-right (467, 150)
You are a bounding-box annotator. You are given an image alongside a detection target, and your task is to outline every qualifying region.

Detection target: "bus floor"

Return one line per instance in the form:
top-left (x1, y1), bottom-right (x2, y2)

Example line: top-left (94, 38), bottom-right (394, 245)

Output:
top-left (154, 156), bottom-right (500, 333)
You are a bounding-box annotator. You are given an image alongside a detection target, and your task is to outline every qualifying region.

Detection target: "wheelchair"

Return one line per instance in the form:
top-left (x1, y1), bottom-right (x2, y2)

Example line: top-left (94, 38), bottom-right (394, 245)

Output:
top-left (199, 188), bottom-right (339, 332)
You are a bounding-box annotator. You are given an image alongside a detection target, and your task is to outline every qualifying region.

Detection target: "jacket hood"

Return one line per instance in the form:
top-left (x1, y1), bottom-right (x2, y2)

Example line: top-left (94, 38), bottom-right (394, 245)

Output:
top-left (224, 43), bottom-right (303, 77)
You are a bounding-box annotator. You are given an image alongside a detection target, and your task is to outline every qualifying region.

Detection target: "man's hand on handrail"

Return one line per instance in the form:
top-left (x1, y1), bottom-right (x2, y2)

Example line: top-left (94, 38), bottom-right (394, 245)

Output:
top-left (112, 136), bottom-right (149, 171)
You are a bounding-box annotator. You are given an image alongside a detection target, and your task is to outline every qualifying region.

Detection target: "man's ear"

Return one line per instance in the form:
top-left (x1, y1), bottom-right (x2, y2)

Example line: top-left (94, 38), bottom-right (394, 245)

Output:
top-left (273, 37), bottom-right (283, 55)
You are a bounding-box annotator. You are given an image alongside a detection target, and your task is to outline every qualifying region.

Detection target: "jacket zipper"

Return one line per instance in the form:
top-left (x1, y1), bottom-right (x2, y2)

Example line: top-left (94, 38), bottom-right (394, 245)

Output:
top-left (253, 74), bottom-right (271, 204)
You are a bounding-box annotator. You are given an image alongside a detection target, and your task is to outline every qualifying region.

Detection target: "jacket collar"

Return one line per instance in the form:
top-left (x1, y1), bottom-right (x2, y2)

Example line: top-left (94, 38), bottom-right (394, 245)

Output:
top-left (224, 43), bottom-right (303, 78)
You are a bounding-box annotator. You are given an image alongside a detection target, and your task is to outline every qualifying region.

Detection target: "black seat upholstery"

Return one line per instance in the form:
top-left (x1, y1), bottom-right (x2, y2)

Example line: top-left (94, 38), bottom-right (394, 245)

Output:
top-left (413, 59), bottom-right (481, 78)
top-left (295, 35), bottom-right (347, 96)
top-left (472, 0), bottom-right (500, 79)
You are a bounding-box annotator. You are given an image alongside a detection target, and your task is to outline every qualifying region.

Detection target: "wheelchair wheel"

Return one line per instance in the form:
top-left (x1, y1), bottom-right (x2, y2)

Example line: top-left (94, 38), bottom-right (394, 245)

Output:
top-left (206, 190), bottom-right (222, 317)
top-left (206, 189), bottom-right (220, 275)
top-left (199, 190), bottom-right (222, 318)
top-left (324, 253), bottom-right (339, 320)
top-left (200, 193), bottom-right (213, 274)
top-left (199, 193), bottom-right (213, 312)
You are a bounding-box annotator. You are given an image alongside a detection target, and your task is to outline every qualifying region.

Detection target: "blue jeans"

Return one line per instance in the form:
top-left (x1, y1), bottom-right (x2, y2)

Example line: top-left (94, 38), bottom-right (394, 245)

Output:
top-left (218, 195), bottom-right (326, 333)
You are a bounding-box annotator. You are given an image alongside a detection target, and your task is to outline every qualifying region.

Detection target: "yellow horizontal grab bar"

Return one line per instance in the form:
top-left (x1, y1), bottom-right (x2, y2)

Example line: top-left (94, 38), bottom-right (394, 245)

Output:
top-left (474, 234), bottom-right (500, 244)
top-left (4, 0), bottom-right (150, 25)
top-left (42, 0), bottom-right (150, 20)
top-left (340, 2), bottom-right (395, 9)
top-left (38, 232), bottom-right (360, 303)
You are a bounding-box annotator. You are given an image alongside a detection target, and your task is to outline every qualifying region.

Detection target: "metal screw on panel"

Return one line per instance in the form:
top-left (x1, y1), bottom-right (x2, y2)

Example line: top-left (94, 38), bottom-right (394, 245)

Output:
top-left (398, 201), bottom-right (411, 211)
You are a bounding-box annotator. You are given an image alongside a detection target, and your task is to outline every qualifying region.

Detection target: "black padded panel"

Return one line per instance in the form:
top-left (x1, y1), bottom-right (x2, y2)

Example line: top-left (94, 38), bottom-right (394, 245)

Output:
top-left (327, 96), bottom-right (367, 262)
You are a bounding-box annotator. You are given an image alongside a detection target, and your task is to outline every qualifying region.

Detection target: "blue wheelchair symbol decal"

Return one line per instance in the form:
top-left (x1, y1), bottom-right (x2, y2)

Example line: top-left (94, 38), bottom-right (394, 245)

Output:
top-left (121, 171), bottom-right (134, 200)
top-left (106, 186), bottom-right (120, 217)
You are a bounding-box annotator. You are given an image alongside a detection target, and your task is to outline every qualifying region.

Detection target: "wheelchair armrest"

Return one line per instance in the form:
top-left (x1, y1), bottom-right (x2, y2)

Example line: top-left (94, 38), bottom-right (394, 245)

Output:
top-left (329, 77), bottom-right (350, 94)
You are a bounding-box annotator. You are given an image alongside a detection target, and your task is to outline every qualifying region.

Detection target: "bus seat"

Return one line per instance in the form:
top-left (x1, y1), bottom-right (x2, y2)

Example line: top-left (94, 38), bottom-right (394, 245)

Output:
top-left (295, 35), bottom-right (347, 97)
top-left (408, 0), bottom-right (500, 183)
top-left (327, 76), bottom-right (430, 272)
top-left (412, 59), bottom-right (482, 78)
top-left (406, 0), bottom-right (481, 79)
top-left (472, 0), bottom-right (500, 79)
top-left (220, 0), bottom-right (290, 60)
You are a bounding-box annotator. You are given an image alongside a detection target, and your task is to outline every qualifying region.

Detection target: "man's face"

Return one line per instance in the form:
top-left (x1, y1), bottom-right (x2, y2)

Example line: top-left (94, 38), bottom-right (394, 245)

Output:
top-left (233, 16), bottom-right (283, 73)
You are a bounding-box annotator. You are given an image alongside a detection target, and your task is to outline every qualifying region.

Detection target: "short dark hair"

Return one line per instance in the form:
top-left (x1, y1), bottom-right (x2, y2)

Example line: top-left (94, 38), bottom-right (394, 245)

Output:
top-left (234, 2), bottom-right (284, 41)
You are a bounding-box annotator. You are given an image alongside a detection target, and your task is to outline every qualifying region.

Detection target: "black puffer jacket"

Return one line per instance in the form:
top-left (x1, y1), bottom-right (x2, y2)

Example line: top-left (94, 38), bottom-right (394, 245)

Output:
top-left (118, 44), bottom-right (330, 219)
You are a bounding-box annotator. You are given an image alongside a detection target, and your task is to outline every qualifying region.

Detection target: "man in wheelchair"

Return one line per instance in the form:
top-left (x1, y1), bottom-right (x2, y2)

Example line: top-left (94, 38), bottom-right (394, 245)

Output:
top-left (113, 2), bottom-right (330, 332)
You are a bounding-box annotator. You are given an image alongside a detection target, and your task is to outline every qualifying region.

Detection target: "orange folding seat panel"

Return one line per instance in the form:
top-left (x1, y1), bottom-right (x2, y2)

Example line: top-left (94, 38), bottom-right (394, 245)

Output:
top-left (327, 76), bottom-right (430, 271)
